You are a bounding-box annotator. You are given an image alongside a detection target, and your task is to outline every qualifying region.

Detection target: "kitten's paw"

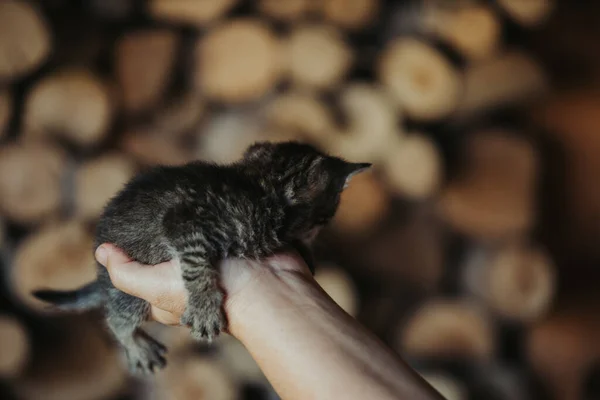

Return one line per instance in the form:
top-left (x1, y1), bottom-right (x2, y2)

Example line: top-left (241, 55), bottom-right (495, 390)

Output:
top-left (182, 306), bottom-right (226, 342)
top-left (126, 331), bottom-right (167, 376)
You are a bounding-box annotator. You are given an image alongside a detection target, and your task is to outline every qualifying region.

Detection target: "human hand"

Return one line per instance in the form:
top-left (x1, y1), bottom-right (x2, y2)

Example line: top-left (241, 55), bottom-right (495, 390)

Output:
top-left (94, 243), bottom-right (312, 329)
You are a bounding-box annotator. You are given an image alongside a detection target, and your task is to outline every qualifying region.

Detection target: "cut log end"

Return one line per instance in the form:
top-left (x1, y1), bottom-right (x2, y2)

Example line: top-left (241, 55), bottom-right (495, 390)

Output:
top-left (497, 0), bottom-right (554, 27)
top-left (0, 1), bottom-right (51, 80)
top-left (75, 153), bottom-right (137, 220)
top-left (153, 92), bottom-right (205, 136)
top-left (399, 299), bottom-right (495, 361)
top-left (286, 24), bottom-right (353, 90)
top-left (325, 83), bottom-right (400, 163)
top-left (487, 246), bottom-right (556, 322)
top-left (378, 38), bottom-right (461, 121)
top-left (437, 131), bottom-right (538, 240)
top-left (121, 128), bottom-right (194, 166)
top-left (11, 220), bottom-right (96, 311)
top-left (265, 91), bottom-right (335, 144)
top-left (24, 68), bottom-right (114, 148)
top-left (149, 0), bottom-right (239, 26)
top-left (456, 52), bottom-right (547, 119)
top-left (196, 19), bottom-right (282, 103)
top-left (116, 29), bottom-right (179, 114)
top-left (363, 207), bottom-right (444, 290)
top-left (320, 0), bottom-right (380, 30)
top-left (0, 315), bottom-right (29, 378)
top-left (425, 4), bottom-right (502, 61)
top-left (463, 245), bottom-right (556, 323)
top-left (383, 134), bottom-right (442, 199)
top-left (0, 143), bottom-right (66, 225)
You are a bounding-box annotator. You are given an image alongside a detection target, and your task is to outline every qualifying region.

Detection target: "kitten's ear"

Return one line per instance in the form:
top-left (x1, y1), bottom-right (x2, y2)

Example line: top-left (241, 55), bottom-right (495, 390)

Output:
top-left (244, 142), bottom-right (276, 163)
top-left (342, 162), bottom-right (372, 188)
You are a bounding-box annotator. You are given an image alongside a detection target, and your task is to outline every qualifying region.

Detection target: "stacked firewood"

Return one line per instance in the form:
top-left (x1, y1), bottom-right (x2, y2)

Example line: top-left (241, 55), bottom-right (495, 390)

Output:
top-left (3, 1), bottom-right (600, 399)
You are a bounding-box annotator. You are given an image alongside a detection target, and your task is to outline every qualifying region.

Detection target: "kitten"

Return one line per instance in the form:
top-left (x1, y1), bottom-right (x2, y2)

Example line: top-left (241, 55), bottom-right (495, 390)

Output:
top-left (33, 141), bottom-right (370, 375)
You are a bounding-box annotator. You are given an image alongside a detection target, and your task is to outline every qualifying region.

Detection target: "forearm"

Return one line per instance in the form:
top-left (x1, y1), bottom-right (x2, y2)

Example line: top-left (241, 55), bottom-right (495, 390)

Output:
top-left (227, 270), bottom-right (443, 400)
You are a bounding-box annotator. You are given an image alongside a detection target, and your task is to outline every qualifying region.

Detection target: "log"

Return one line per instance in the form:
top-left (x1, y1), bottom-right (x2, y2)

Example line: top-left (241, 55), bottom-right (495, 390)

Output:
top-left (115, 29), bottom-right (179, 114)
top-left (437, 130), bottom-right (538, 240)
top-left (14, 315), bottom-right (127, 400)
top-left (526, 297), bottom-right (600, 400)
top-left (455, 51), bottom-right (547, 119)
top-left (363, 206), bottom-right (444, 291)
top-left (258, 0), bottom-right (314, 21)
top-left (11, 220), bottom-right (96, 311)
top-left (24, 68), bottom-right (114, 148)
top-left (74, 153), bottom-right (137, 220)
top-left (381, 133), bottom-right (442, 199)
top-left (497, 0), bottom-right (554, 27)
top-left (419, 372), bottom-right (467, 400)
top-left (423, 3), bottom-right (501, 61)
top-left (463, 244), bottom-right (556, 323)
top-left (388, 2), bottom-right (501, 61)
top-left (378, 38), bottom-right (462, 121)
top-left (315, 264), bottom-right (359, 317)
top-left (0, 315), bottom-right (29, 378)
top-left (0, 143), bottom-right (66, 225)
top-left (532, 91), bottom-right (600, 257)
top-left (197, 109), bottom-right (266, 164)
top-left (331, 169), bottom-right (390, 237)
top-left (121, 127), bottom-right (194, 166)
top-left (325, 83), bottom-right (399, 164)
top-left (154, 357), bottom-right (237, 400)
top-left (153, 92), bottom-right (205, 136)
top-left (319, 0), bottom-right (380, 30)
top-left (0, 1), bottom-right (51, 81)
top-left (398, 299), bottom-right (495, 361)
top-left (0, 89), bottom-right (11, 137)
top-left (149, 0), bottom-right (239, 26)
top-left (285, 24), bottom-right (353, 90)
top-left (264, 91), bottom-right (336, 145)
top-left (195, 19), bottom-right (282, 103)
top-left (197, 107), bottom-right (311, 164)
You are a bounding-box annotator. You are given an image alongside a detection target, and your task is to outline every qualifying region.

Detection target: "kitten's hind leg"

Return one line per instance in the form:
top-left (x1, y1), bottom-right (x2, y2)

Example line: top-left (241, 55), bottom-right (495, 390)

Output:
top-left (105, 287), bottom-right (167, 375)
top-left (178, 253), bottom-right (226, 342)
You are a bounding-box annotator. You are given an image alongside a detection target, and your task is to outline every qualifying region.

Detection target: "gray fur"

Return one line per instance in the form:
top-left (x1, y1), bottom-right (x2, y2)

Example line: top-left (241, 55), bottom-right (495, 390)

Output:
top-left (34, 141), bottom-right (370, 375)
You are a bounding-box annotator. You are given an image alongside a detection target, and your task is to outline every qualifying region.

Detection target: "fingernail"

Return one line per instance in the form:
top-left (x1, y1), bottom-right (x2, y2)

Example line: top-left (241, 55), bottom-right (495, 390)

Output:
top-left (95, 246), bottom-right (108, 265)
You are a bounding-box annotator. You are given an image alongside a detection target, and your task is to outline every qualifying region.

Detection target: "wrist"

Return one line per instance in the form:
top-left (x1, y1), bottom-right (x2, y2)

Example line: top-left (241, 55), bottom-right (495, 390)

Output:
top-left (222, 255), bottom-right (321, 340)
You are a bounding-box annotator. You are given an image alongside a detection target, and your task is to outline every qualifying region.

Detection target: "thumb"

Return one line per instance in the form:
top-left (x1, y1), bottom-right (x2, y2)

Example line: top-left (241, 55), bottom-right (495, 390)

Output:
top-left (95, 244), bottom-right (187, 315)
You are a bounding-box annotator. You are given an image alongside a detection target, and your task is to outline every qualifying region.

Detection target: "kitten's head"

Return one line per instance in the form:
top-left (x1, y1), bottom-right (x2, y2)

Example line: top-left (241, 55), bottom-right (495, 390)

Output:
top-left (243, 141), bottom-right (371, 242)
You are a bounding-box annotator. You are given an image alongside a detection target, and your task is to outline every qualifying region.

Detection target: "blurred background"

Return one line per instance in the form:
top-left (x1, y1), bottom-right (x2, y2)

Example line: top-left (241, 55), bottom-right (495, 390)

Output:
top-left (1, 0), bottom-right (599, 399)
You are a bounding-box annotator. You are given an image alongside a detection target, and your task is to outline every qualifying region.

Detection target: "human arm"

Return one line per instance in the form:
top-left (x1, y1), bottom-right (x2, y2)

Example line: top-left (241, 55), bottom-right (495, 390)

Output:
top-left (95, 244), bottom-right (444, 400)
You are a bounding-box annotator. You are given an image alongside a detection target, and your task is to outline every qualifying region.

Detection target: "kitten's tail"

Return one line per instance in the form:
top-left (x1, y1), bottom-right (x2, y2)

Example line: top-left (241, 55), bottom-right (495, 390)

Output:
top-left (32, 281), bottom-right (104, 311)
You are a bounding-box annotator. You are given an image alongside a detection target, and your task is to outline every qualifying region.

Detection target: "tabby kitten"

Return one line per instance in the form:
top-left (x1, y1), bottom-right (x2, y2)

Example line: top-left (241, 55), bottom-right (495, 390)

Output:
top-left (33, 141), bottom-right (370, 375)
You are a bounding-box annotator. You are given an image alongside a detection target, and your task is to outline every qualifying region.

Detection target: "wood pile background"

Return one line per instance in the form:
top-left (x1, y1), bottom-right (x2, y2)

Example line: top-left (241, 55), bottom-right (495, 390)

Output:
top-left (1, 1), bottom-right (599, 399)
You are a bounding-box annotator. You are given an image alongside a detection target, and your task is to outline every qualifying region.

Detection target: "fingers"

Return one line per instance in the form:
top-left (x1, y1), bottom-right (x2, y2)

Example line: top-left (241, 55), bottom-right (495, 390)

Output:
top-left (95, 244), bottom-right (187, 316)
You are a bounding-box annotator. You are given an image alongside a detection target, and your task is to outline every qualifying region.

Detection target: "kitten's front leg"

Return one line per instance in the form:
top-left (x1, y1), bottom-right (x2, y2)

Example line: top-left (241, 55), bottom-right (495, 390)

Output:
top-left (179, 253), bottom-right (226, 341)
